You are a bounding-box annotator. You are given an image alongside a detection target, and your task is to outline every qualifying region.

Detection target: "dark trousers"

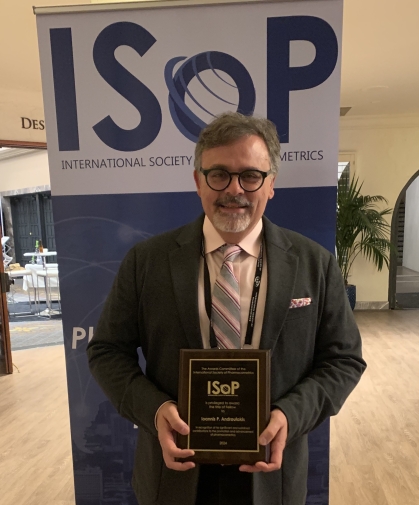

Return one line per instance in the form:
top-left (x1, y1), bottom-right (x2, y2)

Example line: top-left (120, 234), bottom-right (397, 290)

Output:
top-left (195, 465), bottom-right (253, 505)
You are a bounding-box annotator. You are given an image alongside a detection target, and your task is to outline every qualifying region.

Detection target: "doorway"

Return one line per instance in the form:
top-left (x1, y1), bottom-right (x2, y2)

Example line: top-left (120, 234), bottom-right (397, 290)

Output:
top-left (0, 148), bottom-right (63, 354)
top-left (389, 170), bottom-right (419, 309)
top-left (9, 192), bottom-right (56, 266)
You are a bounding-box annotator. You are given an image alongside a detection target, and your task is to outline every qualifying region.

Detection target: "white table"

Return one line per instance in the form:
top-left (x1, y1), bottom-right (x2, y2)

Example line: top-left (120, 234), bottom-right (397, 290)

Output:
top-left (23, 250), bottom-right (57, 263)
top-left (24, 251), bottom-right (57, 269)
top-left (23, 251), bottom-right (57, 257)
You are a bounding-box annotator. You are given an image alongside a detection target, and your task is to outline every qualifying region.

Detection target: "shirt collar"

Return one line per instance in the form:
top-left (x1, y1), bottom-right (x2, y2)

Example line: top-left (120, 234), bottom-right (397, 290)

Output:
top-left (203, 216), bottom-right (263, 258)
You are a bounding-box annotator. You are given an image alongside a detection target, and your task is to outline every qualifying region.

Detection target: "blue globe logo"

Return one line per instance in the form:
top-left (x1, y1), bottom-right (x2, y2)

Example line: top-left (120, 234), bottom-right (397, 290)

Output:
top-left (165, 51), bottom-right (256, 142)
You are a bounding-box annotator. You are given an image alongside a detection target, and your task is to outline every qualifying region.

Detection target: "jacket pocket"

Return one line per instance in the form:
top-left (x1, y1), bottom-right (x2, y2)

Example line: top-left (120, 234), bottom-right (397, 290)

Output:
top-left (285, 303), bottom-right (316, 321)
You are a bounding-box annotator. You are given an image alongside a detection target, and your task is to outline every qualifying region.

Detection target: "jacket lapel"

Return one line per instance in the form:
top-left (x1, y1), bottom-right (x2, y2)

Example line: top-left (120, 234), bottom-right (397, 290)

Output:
top-left (169, 215), bottom-right (205, 350)
top-left (259, 217), bottom-right (299, 350)
top-left (169, 215), bottom-right (299, 351)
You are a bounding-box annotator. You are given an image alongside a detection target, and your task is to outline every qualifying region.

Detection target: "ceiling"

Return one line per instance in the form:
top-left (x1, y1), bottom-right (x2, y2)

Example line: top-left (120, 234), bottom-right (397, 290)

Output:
top-left (1, 0), bottom-right (419, 119)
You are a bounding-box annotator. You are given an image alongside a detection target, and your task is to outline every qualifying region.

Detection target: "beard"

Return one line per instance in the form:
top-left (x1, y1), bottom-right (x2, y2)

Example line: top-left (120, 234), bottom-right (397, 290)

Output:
top-left (212, 195), bottom-right (253, 233)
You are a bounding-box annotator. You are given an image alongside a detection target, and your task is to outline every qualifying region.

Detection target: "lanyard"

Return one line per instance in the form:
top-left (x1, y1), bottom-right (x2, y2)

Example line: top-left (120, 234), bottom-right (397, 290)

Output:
top-left (202, 240), bottom-right (263, 348)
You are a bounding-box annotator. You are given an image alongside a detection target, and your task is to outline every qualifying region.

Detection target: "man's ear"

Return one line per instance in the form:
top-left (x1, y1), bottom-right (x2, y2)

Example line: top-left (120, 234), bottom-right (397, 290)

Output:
top-left (193, 169), bottom-right (202, 197)
top-left (268, 176), bottom-right (276, 199)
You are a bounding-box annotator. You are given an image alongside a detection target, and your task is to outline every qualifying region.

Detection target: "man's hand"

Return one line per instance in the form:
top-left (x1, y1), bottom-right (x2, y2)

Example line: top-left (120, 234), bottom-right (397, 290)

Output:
top-left (239, 408), bottom-right (288, 473)
top-left (156, 402), bottom-right (196, 471)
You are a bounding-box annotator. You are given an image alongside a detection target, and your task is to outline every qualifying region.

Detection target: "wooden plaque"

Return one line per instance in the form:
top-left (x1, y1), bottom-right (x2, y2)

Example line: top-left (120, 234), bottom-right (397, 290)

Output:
top-left (177, 349), bottom-right (271, 465)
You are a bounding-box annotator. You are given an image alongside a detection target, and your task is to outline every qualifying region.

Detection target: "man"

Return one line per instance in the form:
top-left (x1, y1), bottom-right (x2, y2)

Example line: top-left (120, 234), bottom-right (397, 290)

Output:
top-left (87, 112), bottom-right (366, 505)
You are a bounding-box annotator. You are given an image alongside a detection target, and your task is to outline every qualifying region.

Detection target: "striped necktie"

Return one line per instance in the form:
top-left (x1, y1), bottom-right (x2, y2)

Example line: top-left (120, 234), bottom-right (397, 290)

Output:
top-left (211, 244), bottom-right (242, 349)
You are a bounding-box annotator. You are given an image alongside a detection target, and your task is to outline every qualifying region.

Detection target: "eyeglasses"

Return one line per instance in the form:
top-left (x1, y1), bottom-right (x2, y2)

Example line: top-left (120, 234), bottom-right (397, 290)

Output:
top-left (200, 168), bottom-right (273, 192)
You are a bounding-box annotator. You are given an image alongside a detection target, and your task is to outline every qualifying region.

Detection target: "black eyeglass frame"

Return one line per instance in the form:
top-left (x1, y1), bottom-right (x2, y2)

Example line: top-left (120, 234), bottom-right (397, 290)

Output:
top-left (199, 167), bottom-right (274, 192)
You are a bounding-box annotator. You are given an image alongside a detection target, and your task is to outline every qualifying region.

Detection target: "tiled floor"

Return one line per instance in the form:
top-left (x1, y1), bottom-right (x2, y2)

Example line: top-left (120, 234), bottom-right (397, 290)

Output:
top-left (9, 319), bottom-right (64, 351)
top-left (5, 277), bottom-right (64, 350)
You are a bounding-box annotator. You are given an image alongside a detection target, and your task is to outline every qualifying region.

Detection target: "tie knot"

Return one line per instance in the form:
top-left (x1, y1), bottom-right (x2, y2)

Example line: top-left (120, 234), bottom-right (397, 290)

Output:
top-left (222, 244), bottom-right (241, 262)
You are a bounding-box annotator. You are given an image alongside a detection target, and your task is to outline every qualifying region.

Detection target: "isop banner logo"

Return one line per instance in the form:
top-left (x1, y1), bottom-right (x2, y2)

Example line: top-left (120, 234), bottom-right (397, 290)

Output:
top-left (165, 51), bottom-right (255, 142)
top-left (49, 16), bottom-right (337, 153)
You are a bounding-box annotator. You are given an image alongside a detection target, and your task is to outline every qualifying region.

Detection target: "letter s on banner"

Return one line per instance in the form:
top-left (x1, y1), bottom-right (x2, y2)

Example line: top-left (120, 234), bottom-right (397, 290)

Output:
top-left (92, 22), bottom-right (162, 151)
top-left (267, 16), bottom-right (338, 144)
top-left (50, 22), bottom-right (162, 152)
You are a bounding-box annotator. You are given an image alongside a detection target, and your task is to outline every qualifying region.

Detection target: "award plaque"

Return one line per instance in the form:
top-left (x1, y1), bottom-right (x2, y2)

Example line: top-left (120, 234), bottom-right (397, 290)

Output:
top-left (177, 349), bottom-right (271, 465)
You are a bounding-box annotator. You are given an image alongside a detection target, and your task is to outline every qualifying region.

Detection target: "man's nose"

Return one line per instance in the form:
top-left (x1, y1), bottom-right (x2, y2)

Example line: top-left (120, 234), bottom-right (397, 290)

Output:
top-left (226, 174), bottom-right (244, 195)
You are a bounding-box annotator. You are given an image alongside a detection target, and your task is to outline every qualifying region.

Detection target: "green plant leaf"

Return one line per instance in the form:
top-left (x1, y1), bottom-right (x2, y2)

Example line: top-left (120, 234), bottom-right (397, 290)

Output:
top-left (336, 177), bottom-right (395, 284)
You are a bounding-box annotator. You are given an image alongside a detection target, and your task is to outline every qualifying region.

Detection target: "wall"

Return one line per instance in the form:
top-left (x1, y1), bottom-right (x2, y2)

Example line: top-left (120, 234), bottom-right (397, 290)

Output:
top-left (0, 150), bottom-right (50, 193)
top-left (403, 176), bottom-right (419, 272)
top-left (339, 114), bottom-right (419, 304)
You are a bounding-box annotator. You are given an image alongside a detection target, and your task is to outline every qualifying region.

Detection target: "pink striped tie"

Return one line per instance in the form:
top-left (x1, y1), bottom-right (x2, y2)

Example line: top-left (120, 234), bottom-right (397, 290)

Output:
top-left (211, 245), bottom-right (241, 349)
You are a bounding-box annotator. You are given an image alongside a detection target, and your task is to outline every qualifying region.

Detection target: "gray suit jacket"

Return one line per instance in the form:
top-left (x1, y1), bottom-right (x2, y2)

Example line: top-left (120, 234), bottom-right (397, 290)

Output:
top-left (87, 215), bottom-right (366, 505)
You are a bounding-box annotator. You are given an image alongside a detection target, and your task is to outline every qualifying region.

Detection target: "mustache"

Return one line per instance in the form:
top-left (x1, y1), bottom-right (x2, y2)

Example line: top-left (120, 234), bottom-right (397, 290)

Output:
top-left (215, 195), bottom-right (253, 208)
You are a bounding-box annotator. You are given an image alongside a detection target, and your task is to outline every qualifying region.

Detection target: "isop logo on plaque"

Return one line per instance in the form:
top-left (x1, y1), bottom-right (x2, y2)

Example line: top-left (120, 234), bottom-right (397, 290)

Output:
top-left (207, 380), bottom-right (240, 395)
top-left (177, 349), bottom-right (271, 465)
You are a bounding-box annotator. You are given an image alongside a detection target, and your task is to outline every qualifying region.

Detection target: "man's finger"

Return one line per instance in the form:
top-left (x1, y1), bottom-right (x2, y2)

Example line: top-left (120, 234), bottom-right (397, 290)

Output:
top-left (156, 402), bottom-right (196, 471)
top-left (259, 410), bottom-right (285, 445)
top-left (239, 461), bottom-right (279, 473)
top-left (160, 437), bottom-right (195, 471)
top-left (165, 412), bottom-right (190, 435)
top-left (239, 444), bottom-right (284, 473)
top-left (240, 411), bottom-right (288, 473)
top-left (159, 403), bottom-right (190, 435)
top-left (269, 426), bottom-right (287, 466)
top-left (160, 430), bottom-right (195, 471)
top-left (158, 421), bottom-right (195, 460)
top-left (163, 459), bottom-right (196, 471)
top-left (160, 435), bottom-right (195, 458)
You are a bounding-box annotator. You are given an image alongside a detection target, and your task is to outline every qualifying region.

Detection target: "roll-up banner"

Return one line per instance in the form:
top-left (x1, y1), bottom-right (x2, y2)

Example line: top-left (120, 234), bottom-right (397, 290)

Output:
top-left (36, 1), bottom-right (342, 503)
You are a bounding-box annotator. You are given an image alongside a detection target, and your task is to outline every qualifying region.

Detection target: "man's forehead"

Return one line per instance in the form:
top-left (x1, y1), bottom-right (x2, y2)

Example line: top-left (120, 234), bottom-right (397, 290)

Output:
top-left (202, 134), bottom-right (266, 150)
top-left (202, 163), bottom-right (263, 172)
top-left (201, 140), bottom-right (269, 168)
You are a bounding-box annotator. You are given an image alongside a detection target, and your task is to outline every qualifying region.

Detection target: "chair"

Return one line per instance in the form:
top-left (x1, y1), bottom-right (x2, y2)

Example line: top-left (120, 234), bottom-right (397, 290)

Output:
top-left (7, 269), bottom-right (34, 316)
top-left (23, 263), bottom-right (61, 317)
top-left (24, 264), bottom-right (46, 314)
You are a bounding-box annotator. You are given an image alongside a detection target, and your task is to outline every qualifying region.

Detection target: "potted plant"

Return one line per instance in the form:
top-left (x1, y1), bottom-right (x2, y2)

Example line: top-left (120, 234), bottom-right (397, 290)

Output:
top-left (336, 177), bottom-right (394, 310)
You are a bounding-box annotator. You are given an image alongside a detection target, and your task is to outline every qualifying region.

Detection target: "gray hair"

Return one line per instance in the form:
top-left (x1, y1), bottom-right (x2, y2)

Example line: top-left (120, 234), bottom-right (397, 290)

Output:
top-left (194, 112), bottom-right (281, 175)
